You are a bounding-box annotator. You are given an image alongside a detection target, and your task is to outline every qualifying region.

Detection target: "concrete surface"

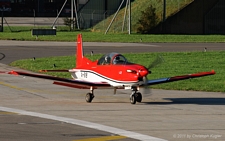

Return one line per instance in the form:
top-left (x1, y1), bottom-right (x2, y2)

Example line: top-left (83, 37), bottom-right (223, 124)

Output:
top-left (0, 40), bottom-right (225, 141)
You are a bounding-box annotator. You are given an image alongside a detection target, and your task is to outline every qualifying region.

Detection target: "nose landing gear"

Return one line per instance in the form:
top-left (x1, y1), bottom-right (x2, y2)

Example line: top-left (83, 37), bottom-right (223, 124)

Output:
top-left (130, 87), bottom-right (142, 104)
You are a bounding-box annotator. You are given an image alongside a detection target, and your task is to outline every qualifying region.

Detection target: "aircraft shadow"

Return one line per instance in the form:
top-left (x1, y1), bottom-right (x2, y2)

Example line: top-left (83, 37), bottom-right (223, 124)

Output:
top-left (143, 98), bottom-right (225, 105)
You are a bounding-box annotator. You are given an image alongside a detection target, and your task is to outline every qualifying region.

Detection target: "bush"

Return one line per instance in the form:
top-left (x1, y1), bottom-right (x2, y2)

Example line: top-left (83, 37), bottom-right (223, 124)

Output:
top-left (63, 17), bottom-right (76, 31)
top-left (136, 5), bottom-right (159, 34)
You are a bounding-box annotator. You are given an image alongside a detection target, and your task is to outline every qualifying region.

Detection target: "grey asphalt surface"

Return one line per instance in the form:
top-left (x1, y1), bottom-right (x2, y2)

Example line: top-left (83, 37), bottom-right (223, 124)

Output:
top-left (1, 40), bottom-right (225, 64)
top-left (0, 40), bottom-right (225, 141)
top-left (0, 111), bottom-right (127, 141)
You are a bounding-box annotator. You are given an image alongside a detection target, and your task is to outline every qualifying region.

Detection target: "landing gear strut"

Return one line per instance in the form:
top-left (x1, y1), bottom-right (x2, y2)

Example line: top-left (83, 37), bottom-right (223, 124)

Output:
top-left (130, 87), bottom-right (142, 104)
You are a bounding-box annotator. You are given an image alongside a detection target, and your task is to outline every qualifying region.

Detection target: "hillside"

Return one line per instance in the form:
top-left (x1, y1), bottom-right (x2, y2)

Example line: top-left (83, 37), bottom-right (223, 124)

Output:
top-left (92, 0), bottom-right (194, 33)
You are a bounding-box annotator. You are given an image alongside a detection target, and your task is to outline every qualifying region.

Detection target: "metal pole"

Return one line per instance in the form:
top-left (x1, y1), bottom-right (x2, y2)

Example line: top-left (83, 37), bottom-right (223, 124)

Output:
top-left (91, 10), bottom-right (95, 27)
top-left (105, 0), bottom-right (125, 34)
top-left (33, 9), bottom-right (35, 27)
top-left (163, 0), bottom-right (166, 22)
top-left (3, 17), bottom-right (12, 32)
top-left (52, 0), bottom-right (68, 28)
top-left (122, 0), bottom-right (128, 32)
top-left (71, 0), bottom-right (74, 29)
top-left (128, 0), bottom-right (131, 34)
top-left (73, 0), bottom-right (80, 29)
top-left (1, 10), bottom-right (3, 32)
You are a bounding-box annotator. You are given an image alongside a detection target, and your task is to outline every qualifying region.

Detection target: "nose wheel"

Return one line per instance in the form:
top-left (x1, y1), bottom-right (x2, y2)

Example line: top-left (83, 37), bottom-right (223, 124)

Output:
top-left (130, 92), bottom-right (142, 104)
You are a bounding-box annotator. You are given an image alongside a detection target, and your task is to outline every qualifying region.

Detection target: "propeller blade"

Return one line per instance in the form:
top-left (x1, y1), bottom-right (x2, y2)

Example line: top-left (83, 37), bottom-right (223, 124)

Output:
top-left (147, 55), bottom-right (164, 70)
top-left (142, 76), bottom-right (151, 94)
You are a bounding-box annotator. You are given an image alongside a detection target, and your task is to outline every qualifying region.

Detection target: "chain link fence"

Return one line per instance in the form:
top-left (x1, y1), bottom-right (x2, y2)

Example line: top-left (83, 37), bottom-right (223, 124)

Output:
top-left (205, 0), bottom-right (225, 34)
top-left (4, 0), bottom-right (224, 35)
top-left (78, 0), bottom-right (194, 33)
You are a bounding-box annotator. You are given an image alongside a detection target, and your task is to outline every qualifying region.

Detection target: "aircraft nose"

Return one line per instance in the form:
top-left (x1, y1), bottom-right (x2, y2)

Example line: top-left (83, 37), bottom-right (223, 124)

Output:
top-left (139, 69), bottom-right (148, 77)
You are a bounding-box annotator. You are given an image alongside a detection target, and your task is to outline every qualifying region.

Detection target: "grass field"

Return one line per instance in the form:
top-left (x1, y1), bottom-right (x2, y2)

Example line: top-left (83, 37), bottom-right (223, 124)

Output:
top-left (10, 51), bottom-right (224, 93)
top-left (1, 1), bottom-right (224, 93)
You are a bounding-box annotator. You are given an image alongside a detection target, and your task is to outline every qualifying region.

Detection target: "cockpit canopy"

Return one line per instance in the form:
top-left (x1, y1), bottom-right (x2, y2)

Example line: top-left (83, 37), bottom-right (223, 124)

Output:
top-left (97, 53), bottom-right (128, 65)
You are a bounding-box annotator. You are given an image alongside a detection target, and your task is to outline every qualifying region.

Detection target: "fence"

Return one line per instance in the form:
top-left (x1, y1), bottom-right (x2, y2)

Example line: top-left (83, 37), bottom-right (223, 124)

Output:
top-left (205, 0), bottom-right (225, 34)
top-left (6, 0), bottom-right (223, 35)
top-left (78, 0), bottom-right (194, 33)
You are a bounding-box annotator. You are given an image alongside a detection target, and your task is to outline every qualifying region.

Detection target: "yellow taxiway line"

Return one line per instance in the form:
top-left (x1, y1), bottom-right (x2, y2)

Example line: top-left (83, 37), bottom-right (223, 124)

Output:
top-left (73, 135), bottom-right (126, 141)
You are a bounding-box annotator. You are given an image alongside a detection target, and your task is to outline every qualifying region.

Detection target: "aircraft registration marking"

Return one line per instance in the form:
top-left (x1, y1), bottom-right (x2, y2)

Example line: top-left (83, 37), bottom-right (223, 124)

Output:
top-left (81, 72), bottom-right (88, 78)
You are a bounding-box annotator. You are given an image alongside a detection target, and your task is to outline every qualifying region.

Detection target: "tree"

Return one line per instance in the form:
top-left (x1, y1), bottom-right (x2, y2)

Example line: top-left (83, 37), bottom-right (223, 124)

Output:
top-left (137, 5), bottom-right (159, 34)
top-left (63, 17), bottom-right (76, 31)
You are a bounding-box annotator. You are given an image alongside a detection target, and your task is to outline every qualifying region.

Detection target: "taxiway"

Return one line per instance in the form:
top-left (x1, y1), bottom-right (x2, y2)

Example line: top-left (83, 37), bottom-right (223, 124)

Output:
top-left (0, 41), bottom-right (225, 141)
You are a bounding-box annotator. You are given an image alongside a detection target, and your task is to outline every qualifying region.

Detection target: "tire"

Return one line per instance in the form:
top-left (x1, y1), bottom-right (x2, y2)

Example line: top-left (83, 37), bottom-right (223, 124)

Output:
top-left (85, 93), bottom-right (94, 103)
top-left (130, 95), bottom-right (136, 104)
top-left (135, 92), bottom-right (142, 103)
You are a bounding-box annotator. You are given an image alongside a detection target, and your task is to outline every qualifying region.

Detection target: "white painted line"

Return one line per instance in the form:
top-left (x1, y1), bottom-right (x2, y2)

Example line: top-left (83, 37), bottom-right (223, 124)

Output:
top-left (0, 106), bottom-right (167, 141)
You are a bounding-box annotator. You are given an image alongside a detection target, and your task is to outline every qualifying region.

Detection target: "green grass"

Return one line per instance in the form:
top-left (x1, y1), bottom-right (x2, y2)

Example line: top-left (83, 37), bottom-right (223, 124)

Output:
top-left (10, 51), bottom-right (225, 92)
top-left (93, 0), bottom-right (194, 32)
top-left (1, 27), bottom-right (225, 42)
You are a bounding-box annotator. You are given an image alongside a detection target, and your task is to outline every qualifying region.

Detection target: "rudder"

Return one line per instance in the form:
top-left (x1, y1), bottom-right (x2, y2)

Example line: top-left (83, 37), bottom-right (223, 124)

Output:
top-left (76, 34), bottom-right (84, 67)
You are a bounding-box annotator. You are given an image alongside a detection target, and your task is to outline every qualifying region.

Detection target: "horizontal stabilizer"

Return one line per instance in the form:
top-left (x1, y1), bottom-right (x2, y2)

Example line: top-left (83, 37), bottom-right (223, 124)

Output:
top-left (39, 70), bottom-right (69, 72)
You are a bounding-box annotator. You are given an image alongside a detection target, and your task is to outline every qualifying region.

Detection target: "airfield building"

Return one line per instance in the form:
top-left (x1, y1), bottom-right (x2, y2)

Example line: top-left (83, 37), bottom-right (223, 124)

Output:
top-left (1, 0), bottom-right (225, 34)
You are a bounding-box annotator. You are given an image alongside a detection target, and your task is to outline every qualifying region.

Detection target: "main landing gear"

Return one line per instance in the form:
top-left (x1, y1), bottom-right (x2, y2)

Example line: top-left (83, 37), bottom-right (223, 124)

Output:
top-left (130, 87), bottom-right (142, 104)
top-left (85, 88), bottom-right (95, 103)
top-left (85, 86), bottom-right (142, 104)
top-left (85, 92), bottom-right (94, 103)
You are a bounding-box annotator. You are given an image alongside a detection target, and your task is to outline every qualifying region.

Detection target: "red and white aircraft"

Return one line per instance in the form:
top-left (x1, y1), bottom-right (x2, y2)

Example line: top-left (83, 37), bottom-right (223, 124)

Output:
top-left (5, 34), bottom-right (215, 104)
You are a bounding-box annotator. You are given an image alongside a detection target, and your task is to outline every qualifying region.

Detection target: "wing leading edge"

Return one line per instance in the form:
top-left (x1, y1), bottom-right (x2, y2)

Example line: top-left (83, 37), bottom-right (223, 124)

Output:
top-left (4, 70), bottom-right (215, 89)
top-left (7, 71), bottom-right (111, 89)
top-left (147, 70), bottom-right (215, 85)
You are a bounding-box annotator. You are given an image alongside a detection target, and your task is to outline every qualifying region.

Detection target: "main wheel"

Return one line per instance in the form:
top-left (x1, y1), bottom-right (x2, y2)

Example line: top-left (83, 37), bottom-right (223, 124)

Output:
top-left (85, 93), bottom-right (94, 103)
top-left (135, 92), bottom-right (142, 103)
top-left (130, 95), bottom-right (136, 104)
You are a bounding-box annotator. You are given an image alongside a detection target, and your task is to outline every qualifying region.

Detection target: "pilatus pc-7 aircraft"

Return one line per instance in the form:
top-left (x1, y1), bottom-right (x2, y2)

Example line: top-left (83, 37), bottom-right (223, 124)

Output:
top-left (4, 34), bottom-right (215, 104)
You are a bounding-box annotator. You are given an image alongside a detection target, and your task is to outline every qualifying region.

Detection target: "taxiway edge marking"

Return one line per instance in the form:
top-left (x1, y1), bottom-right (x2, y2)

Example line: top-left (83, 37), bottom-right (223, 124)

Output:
top-left (0, 81), bottom-right (24, 91)
top-left (0, 106), bottom-right (167, 141)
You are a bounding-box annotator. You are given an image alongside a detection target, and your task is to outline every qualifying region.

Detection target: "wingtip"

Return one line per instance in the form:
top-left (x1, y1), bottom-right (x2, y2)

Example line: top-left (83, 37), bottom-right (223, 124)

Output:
top-left (8, 70), bottom-right (19, 75)
top-left (39, 70), bottom-right (47, 72)
top-left (211, 70), bottom-right (216, 74)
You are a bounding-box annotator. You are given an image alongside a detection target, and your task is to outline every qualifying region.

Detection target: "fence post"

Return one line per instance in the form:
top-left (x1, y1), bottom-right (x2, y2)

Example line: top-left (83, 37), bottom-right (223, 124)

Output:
top-left (0, 9), bottom-right (3, 32)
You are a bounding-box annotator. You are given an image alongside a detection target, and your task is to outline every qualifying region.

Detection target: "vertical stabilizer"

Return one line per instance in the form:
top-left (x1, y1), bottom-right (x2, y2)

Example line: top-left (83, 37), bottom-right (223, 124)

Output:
top-left (76, 34), bottom-right (84, 67)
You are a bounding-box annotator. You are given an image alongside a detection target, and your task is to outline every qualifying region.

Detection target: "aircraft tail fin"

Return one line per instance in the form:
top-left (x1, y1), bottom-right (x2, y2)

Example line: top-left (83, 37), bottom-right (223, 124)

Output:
top-left (76, 34), bottom-right (84, 67)
top-left (76, 34), bottom-right (91, 68)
